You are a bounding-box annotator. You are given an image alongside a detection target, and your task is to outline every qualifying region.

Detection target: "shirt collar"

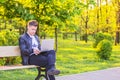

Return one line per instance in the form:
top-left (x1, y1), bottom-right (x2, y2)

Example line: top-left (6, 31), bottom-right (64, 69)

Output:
top-left (27, 32), bottom-right (34, 38)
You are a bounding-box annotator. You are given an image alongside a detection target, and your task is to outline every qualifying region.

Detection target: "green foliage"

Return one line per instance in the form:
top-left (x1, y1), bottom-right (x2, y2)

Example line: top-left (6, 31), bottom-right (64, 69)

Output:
top-left (31, 0), bottom-right (82, 33)
top-left (0, 30), bottom-right (20, 65)
top-left (0, 58), bottom-right (6, 66)
top-left (93, 32), bottom-right (113, 48)
top-left (0, 0), bottom-right (34, 21)
top-left (0, 0), bottom-right (7, 3)
top-left (0, 30), bottom-right (19, 46)
top-left (5, 57), bottom-right (21, 65)
top-left (96, 39), bottom-right (112, 60)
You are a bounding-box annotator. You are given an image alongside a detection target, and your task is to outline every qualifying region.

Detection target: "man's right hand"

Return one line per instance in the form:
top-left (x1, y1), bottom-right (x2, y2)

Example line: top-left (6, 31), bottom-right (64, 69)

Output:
top-left (33, 48), bottom-right (41, 55)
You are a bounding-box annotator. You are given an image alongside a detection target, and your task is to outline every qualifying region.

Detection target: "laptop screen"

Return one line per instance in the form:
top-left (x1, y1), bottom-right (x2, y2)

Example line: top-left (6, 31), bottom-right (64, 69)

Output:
top-left (41, 39), bottom-right (55, 51)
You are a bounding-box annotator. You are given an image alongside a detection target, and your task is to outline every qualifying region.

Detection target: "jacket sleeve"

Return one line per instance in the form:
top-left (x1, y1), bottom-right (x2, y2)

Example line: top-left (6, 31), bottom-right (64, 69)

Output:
top-left (19, 36), bottom-right (33, 56)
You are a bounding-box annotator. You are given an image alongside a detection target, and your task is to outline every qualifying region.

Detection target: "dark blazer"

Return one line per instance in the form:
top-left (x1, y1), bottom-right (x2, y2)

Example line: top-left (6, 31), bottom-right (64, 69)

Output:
top-left (19, 33), bottom-right (41, 65)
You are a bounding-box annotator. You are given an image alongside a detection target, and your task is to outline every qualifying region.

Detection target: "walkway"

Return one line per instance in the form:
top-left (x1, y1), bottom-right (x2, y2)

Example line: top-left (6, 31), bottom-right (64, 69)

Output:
top-left (56, 67), bottom-right (120, 80)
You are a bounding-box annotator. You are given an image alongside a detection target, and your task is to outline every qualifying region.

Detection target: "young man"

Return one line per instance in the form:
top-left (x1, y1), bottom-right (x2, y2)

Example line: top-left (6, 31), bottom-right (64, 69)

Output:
top-left (19, 20), bottom-right (60, 80)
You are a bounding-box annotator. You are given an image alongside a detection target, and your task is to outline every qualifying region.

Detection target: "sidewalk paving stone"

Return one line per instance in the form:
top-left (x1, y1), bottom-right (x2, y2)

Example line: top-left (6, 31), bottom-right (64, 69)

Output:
top-left (56, 67), bottom-right (120, 80)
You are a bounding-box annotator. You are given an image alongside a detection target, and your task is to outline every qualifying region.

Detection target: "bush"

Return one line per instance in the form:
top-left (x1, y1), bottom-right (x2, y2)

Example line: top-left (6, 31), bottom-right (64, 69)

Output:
top-left (0, 29), bottom-right (21, 65)
top-left (93, 32), bottom-right (113, 48)
top-left (0, 58), bottom-right (6, 66)
top-left (0, 30), bottom-right (19, 46)
top-left (5, 57), bottom-right (21, 65)
top-left (96, 39), bottom-right (112, 60)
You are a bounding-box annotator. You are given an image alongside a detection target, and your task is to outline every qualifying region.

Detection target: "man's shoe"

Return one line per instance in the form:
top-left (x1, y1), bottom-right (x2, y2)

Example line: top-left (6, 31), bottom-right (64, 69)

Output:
top-left (47, 69), bottom-right (60, 75)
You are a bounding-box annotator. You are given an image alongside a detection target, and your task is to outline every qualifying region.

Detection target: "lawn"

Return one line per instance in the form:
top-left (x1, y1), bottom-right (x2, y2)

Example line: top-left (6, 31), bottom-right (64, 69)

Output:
top-left (0, 38), bottom-right (120, 80)
top-left (57, 39), bottom-right (120, 75)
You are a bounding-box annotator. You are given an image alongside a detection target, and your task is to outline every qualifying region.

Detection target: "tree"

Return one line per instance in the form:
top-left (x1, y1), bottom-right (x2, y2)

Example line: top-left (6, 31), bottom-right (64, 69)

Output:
top-left (114, 0), bottom-right (120, 45)
top-left (80, 0), bottom-right (95, 43)
top-left (0, 0), bottom-right (34, 33)
top-left (30, 0), bottom-right (82, 51)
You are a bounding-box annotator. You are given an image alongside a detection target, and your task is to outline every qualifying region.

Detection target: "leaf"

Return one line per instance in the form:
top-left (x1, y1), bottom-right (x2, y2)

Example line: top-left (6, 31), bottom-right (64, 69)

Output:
top-left (0, 0), bottom-right (7, 3)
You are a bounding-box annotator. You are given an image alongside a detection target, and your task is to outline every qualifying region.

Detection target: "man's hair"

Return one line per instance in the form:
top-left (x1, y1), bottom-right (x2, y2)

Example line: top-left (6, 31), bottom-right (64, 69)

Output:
top-left (27, 20), bottom-right (38, 27)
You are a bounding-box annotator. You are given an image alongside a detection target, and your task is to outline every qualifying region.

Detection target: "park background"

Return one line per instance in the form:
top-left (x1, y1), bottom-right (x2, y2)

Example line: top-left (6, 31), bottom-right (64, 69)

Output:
top-left (0, 0), bottom-right (120, 80)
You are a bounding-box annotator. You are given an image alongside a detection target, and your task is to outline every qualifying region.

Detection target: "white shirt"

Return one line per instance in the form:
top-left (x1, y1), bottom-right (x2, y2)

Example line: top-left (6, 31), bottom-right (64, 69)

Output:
top-left (30, 35), bottom-right (39, 56)
top-left (31, 36), bottom-right (38, 49)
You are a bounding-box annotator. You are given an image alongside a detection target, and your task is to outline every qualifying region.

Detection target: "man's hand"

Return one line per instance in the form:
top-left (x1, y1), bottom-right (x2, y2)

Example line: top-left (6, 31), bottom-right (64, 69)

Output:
top-left (33, 48), bottom-right (41, 55)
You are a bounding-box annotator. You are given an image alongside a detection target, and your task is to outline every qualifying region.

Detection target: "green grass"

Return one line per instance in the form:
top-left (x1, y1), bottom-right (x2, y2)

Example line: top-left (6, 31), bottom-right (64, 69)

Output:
top-left (56, 39), bottom-right (120, 75)
top-left (0, 69), bottom-right (37, 80)
top-left (1, 38), bottom-right (120, 80)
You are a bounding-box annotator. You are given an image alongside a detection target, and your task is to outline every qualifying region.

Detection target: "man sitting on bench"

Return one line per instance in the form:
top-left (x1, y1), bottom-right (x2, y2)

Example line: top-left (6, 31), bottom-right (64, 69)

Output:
top-left (19, 20), bottom-right (60, 80)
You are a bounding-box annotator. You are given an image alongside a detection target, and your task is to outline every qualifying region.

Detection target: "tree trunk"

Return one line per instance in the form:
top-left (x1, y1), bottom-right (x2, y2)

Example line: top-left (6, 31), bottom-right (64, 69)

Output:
top-left (105, 0), bottom-right (109, 32)
top-left (85, 20), bottom-right (88, 43)
top-left (115, 0), bottom-right (120, 45)
top-left (97, 0), bottom-right (100, 32)
top-left (115, 31), bottom-right (120, 45)
top-left (55, 27), bottom-right (58, 52)
top-left (75, 31), bottom-right (77, 41)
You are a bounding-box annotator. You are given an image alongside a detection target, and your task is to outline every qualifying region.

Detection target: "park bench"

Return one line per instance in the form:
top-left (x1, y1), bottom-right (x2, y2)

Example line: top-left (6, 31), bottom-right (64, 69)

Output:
top-left (0, 46), bottom-right (49, 80)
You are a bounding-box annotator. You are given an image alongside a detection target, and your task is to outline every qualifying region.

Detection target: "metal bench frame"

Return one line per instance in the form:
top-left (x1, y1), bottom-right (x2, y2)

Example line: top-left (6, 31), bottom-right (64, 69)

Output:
top-left (0, 46), bottom-right (49, 80)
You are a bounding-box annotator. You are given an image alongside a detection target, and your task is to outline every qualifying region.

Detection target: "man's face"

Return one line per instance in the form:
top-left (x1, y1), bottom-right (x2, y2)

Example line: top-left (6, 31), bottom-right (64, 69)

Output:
top-left (27, 25), bottom-right (37, 36)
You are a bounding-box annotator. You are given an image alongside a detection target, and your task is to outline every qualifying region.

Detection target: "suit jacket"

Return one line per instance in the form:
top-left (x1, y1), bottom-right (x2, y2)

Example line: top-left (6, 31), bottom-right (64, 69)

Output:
top-left (19, 33), bottom-right (41, 65)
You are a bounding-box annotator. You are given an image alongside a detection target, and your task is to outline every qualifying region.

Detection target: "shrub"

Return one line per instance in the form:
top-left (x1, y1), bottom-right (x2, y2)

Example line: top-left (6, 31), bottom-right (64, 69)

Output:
top-left (93, 32), bottom-right (113, 48)
top-left (96, 39), bottom-right (112, 60)
top-left (5, 57), bottom-right (21, 65)
top-left (0, 30), bottom-right (19, 46)
top-left (0, 58), bottom-right (6, 66)
top-left (0, 29), bottom-right (21, 65)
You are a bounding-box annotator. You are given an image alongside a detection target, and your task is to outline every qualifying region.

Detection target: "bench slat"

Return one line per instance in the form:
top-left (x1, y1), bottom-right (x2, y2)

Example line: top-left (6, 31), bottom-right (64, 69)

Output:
top-left (0, 65), bottom-right (37, 70)
top-left (0, 46), bottom-right (20, 57)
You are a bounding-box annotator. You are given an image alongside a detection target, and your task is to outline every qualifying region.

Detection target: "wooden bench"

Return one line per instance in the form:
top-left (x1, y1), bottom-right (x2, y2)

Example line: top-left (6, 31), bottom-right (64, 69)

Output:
top-left (0, 46), bottom-right (49, 80)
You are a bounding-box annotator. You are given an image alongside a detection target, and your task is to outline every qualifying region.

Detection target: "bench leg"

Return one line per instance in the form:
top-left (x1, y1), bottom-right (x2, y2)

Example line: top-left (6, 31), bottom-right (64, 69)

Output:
top-left (45, 69), bottom-right (49, 80)
top-left (35, 67), bottom-right (49, 80)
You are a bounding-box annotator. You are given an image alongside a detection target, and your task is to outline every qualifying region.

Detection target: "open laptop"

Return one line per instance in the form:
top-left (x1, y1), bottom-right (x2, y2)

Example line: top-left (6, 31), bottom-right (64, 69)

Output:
top-left (41, 39), bottom-right (55, 52)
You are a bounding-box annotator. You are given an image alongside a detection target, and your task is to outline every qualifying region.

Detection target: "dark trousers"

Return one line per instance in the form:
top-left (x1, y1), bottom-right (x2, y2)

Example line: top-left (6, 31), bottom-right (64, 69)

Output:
top-left (29, 50), bottom-right (56, 80)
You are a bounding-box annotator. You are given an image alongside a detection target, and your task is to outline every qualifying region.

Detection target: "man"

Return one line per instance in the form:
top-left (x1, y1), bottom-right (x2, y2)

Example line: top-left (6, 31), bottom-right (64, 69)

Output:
top-left (19, 20), bottom-right (60, 80)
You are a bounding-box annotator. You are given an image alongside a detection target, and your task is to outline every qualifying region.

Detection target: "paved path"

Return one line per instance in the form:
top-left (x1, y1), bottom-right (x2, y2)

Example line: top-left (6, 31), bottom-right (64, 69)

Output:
top-left (56, 67), bottom-right (120, 80)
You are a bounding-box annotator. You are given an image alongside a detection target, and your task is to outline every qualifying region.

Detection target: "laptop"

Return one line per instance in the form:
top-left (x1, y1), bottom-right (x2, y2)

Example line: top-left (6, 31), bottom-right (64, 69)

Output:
top-left (41, 39), bottom-right (55, 52)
